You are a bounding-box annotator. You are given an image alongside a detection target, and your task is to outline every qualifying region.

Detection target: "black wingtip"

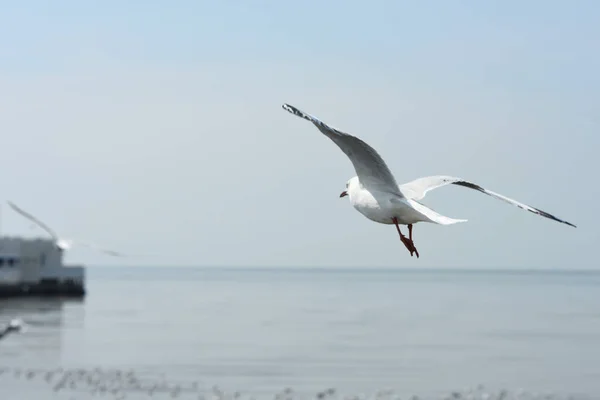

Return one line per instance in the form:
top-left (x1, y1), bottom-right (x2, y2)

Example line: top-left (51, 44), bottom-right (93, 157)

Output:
top-left (282, 103), bottom-right (311, 121)
top-left (545, 214), bottom-right (576, 228)
top-left (282, 103), bottom-right (298, 115)
top-left (532, 209), bottom-right (577, 229)
top-left (531, 208), bottom-right (577, 228)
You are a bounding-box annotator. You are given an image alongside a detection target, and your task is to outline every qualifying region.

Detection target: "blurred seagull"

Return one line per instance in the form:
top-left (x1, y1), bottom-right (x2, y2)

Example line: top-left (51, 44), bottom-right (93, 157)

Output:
top-left (7, 201), bottom-right (128, 257)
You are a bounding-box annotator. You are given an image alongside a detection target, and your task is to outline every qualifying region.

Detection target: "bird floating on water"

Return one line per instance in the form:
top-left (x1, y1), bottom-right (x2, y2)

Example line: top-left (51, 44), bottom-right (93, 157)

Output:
top-left (282, 103), bottom-right (576, 258)
top-left (0, 319), bottom-right (25, 340)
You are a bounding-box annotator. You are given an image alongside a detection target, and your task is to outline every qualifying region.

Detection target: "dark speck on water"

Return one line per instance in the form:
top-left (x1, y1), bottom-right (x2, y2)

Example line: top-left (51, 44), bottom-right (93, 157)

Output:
top-left (1, 266), bottom-right (600, 400)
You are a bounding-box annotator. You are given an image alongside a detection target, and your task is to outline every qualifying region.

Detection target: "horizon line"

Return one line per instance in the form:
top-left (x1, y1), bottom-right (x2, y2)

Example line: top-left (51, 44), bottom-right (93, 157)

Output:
top-left (85, 265), bottom-right (600, 273)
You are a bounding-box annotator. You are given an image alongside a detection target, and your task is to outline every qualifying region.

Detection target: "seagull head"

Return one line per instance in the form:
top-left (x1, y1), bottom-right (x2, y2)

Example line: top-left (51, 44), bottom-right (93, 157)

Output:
top-left (340, 177), bottom-right (359, 199)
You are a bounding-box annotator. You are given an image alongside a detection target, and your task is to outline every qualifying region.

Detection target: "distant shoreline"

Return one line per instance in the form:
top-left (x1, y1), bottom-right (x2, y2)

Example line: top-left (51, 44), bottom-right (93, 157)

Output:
top-left (84, 265), bottom-right (600, 274)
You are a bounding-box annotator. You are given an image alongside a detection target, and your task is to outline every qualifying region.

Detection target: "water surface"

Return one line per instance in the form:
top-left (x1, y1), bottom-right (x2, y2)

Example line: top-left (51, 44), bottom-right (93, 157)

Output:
top-left (1, 267), bottom-right (599, 399)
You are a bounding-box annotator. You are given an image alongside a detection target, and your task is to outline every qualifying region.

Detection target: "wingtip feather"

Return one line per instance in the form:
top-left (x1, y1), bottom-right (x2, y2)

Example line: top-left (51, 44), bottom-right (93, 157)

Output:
top-left (281, 103), bottom-right (294, 112)
top-left (282, 103), bottom-right (313, 122)
top-left (282, 103), bottom-right (300, 116)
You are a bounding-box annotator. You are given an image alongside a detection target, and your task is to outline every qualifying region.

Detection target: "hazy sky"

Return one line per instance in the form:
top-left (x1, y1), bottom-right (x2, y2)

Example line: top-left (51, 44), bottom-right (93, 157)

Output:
top-left (1, 1), bottom-right (597, 268)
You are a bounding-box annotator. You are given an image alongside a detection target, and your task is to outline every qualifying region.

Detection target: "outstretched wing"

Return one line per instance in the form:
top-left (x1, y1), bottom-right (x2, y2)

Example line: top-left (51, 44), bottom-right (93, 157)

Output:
top-left (75, 240), bottom-right (128, 257)
top-left (282, 103), bottom-right (403, 196)
top-left (6, 201), bottom-right (60, 240)
top-left (399, 176), bottom-right (576, 228)
top-left (7, 201), bottom-right (149, 256)
top-left (74, 241), bottom-right (158, 258)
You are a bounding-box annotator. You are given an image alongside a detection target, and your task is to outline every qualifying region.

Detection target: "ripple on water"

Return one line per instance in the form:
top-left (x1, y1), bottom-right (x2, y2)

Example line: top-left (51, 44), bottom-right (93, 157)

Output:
top-left (0, 367), bottom-right (595, 400)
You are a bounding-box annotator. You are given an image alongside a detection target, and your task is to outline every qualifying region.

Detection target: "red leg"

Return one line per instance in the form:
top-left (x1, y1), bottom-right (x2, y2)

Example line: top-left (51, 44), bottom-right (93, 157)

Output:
top-left (407, 224), bottom-right (419, 258)
top-left (392, 217), bottom-right (414, 257)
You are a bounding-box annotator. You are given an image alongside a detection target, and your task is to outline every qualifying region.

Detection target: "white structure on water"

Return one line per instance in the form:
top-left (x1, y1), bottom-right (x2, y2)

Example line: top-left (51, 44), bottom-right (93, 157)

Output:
top-left (0, 236), bottom-right (85, 296)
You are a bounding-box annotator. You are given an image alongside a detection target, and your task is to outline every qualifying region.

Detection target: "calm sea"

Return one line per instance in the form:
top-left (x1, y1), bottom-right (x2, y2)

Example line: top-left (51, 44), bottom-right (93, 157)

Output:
top-left (1, 267), bottom-right (600, 400)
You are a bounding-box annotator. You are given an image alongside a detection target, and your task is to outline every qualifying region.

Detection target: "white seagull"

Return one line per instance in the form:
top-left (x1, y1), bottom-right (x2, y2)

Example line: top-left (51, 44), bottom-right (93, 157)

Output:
top-left (7, 201), bottom-right (128, 257)
top-left (282, 103), bottom-right (576, 258)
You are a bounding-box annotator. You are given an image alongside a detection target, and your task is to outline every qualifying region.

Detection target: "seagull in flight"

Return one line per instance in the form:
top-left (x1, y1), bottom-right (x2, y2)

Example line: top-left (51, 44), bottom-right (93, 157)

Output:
top-left (7, 201), bottom-right (128, 257)
top-left (282, 103), bottom-right (576, 258)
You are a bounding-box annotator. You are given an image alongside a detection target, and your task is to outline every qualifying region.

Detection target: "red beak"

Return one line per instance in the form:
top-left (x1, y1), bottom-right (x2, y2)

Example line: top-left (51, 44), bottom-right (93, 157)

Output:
top-left (339, 191), bottom-right (348, 198)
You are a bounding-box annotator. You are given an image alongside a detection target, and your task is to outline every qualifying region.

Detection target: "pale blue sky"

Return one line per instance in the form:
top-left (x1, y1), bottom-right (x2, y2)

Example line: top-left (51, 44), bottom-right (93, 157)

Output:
top-left (1, 1), bottom-right (597, 268)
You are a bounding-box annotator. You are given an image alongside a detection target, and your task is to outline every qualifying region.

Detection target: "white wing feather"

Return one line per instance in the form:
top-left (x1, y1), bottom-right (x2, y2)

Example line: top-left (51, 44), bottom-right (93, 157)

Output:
top-left (7, 201), bottom-right (60, 241)
top-left (399, 176), bottom-right (576, 228)
top-left (282, 103), bottom-right (404, 196)
top-left (75, 240), bottom-right (128, 257)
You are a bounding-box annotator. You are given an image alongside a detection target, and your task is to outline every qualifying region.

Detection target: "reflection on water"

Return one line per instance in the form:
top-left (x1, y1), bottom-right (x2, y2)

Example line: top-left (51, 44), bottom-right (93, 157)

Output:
top-left (1, 267), bottom-right (600, 400)
top-left (0, 297), bottom-right (83, 363)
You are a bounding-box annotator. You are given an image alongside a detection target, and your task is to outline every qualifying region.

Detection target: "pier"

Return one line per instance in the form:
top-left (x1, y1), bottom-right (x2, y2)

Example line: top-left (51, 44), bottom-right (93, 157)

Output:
top-left (0, 237), bottom-right (85, 298)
